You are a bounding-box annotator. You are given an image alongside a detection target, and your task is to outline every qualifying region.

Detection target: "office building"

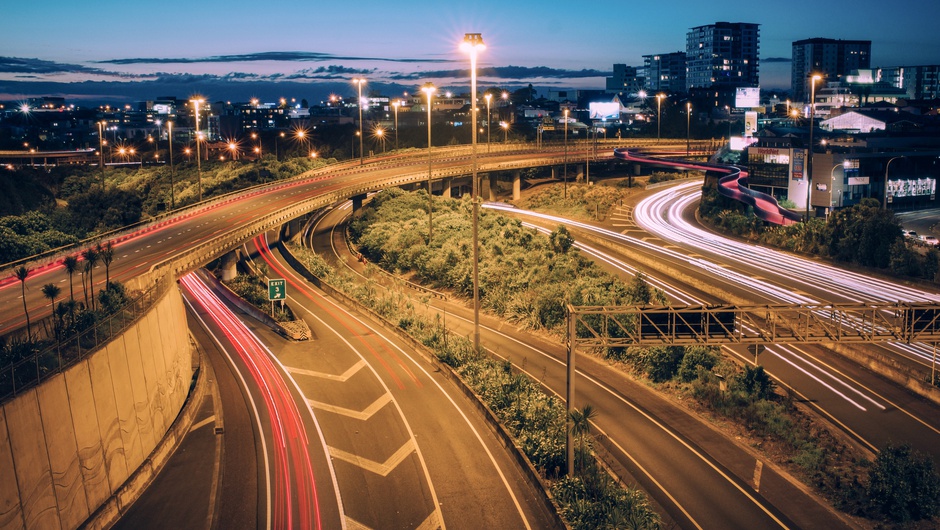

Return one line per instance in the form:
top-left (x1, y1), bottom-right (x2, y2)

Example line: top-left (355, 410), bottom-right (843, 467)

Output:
top-left (686, 22), bottom-right (760, 91)
top-left (791, 38), bottom-right (871, 102)
top-left (606, 64), bottom-right (645, 95)
top-left (643, 52), bottom-right (686, 93)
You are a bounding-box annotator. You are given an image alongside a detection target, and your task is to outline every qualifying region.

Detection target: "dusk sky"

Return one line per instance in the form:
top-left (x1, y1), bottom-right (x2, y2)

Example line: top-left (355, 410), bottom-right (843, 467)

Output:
top-left (2, 0), bottom-right (938, 104)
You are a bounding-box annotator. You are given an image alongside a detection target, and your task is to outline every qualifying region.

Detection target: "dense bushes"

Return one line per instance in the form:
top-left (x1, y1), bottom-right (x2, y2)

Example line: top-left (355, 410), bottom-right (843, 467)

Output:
top-left (349, 188), bottom-right (661, 334)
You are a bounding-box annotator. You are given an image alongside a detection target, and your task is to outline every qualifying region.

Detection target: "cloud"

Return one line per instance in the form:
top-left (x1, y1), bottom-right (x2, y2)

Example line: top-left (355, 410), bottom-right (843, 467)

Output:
top-left (0, 56), bottom-right (106, 75)
top-left (389, 65), bottom-right (610, 81)
top-left (762, 57), bottom-right (792, 63)
top-left (98, 51), bottom-right (454, 65)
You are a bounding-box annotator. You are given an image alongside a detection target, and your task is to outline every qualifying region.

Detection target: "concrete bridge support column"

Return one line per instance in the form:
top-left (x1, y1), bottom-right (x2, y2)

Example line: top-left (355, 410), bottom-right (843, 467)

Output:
top-left (442, 178), bottom-right (453, 198)
top-left (512, 170), bottom-right (521, 201)
top-left (551, 166), bottom-right (557, 181)
top-left (219, 250), bottom-right (239, 281)
top-left (576, 165), bottom-right (584, 183)
top-left (352, 193), bottom-right (367, 212)
top-left (488, 173), bottom-right (498, 201)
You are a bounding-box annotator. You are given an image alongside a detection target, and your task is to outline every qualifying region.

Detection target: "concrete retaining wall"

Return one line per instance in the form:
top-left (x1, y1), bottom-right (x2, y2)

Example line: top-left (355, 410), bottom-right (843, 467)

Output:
top-left (0, 287), bottom-right (192, 530)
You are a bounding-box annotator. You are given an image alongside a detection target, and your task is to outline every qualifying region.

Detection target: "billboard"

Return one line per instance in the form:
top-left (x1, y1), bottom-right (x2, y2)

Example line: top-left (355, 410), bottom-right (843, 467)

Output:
top-left (730, 136), bottom-right (758, 151)
top-left (887, 178), bottom-right (936, 199)
top-left (791, 149), bottom-right (805, 180)
top-left (744, 111), bottom-right (758, 137)
top-left (589, 102), bottom-right (620, 120)
top-left (736, 87), bottom-right (760, 108)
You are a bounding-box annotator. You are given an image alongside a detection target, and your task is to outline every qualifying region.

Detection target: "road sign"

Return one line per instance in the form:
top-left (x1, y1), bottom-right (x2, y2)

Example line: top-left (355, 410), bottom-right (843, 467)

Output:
top-left (268, 279), bottom-right (286, 301)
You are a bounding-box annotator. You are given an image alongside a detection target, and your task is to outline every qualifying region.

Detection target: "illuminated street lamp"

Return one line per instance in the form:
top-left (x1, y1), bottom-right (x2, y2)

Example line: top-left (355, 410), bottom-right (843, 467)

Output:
top-left (500, 121), bottom-right (509, 142)
top-left (251, 132), bottom-right (261, 159)
top-left (228, 141), bottom-right (238, 161)
top-left (805, 74), bottom-right (822, 221)
top-left (421, 82), bottom-right (436, 240)
top-left (97, 121), bottom-right (106, 186)
top-left (563, 108), bottom-right (569, 199)
top-left (686, 102), bottom-right (692, 157)
top-left (461, 31), bottom-right (484, 354)
top-left (484, 93), bottom-right (492, 152)
top-left (167, 121), bottom-right (174, 209)
top-left (375, 128), bottom-right (386, 154)
top-left (827, 160), bottom-right (851, 218)
top-left (392, 100), bottom-right (401, 151)
top-left (352, 77), bottom-right (366, 165)
top-left (884, 156), bottom-right (906, 210)
top-left (656, 93), bottom-right (665, 143)
top-left (190, 97), bottom-right (206, 201)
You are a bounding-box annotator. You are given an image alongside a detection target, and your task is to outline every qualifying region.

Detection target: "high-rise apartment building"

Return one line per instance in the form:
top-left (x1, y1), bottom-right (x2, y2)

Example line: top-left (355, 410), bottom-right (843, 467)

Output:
top-left (685, 22), bottom-right (760, 91)
top-left (643, 52), bottom-right (686, 93)
top-left (791, 38), bottom-right (871, 102)
top-left (879, 65), bottom-right (940, 100)
top-left (606, 64), bottom-right (645, 94)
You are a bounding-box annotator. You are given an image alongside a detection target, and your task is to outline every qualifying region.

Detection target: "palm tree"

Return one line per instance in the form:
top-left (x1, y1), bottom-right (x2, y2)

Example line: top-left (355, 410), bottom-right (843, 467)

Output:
top-left (81, 247), bottom-right (99, 311)
top-left (62, 255), bottom-right (78, 301)
top-left (99, 241), bottom-right (115, 290)
top-left (14, 266), bottom-right (31, 342)
top-left (41, 283), bottom-right (61, 340)
top-left (569, 404), bottom-right (597, 476)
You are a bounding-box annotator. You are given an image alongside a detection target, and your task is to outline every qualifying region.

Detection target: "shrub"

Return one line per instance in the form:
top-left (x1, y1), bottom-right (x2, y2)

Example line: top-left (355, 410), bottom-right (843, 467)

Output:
top-left (865, 443), bottom-right (940, 522)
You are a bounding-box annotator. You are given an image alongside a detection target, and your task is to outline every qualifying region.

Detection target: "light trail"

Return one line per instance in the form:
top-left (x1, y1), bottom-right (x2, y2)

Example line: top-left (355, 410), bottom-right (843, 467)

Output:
top-left (180, 272), bottom-right (325, 530)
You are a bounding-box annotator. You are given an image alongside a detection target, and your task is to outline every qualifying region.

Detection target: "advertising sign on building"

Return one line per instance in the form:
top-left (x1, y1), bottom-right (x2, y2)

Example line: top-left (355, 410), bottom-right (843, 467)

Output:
top-left (791, 149), bottom-right (804, 180)
top-left (744, 111), bottom-right (758, 137)
top-left (886, 178), bottom-right (937, 199)
top-left (736, 87), bottom-right (761, 108)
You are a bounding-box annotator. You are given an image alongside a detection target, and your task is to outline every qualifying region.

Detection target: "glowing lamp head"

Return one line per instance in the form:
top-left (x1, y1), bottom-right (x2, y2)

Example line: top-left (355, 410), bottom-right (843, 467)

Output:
top-left (460, 33), bottom-right (485, 53)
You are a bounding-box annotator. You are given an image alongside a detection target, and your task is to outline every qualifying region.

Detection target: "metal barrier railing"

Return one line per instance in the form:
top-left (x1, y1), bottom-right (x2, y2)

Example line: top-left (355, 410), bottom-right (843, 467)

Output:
top-left (0, 275), bottom-right (169, 403)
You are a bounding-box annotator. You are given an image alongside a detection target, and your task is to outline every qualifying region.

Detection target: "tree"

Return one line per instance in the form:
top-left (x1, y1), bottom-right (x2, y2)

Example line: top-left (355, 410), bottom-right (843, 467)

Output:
top-left (550, 225), bottom-right (574, 253)
top-left (81, 246), bottom-right (99, 311)
top-left (866, 442), bottom-right (940, 522)
top-left (569, 404), bottom-right (597, 476)
top-left (99, 241), bottom-right (114, 290)
top-left (62, 255), bottom-right (78, 301)
top-left (15, 265), bottom-right (31, 341)
top-left (41, 283), bottom-right (61, 340)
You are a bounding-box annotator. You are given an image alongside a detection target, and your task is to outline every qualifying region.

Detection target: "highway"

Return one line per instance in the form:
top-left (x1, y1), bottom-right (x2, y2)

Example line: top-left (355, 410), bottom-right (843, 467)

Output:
top-left (307, 203), bottom-right (846, 529)
top-left (483, 181), bottom-right (940, 467)
top-left (2, 142), bottom-right (918, 528)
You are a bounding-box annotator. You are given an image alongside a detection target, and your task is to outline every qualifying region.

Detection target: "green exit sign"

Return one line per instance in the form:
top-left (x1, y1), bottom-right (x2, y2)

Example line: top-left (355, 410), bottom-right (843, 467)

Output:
top-left (268, 279), bottom-right (286, 300)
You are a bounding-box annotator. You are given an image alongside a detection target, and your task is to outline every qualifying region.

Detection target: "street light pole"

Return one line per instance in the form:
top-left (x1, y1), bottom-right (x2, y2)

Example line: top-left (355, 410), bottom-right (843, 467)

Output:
top-left (462, 32), bottom-right (485, 353)
top-left (686, 102), bottom-right (691, 157)
top-left (563, 108), bottom-right (569, 199)
top-left (656, 94), bottom-right (664, 143)
top-left (805, 74), bottom-right (821, 221)
top-left (392, 100), bottom-right (400, 151)
top-left (97, 121), bottom-right (105, 187)
top-left (353, 78), bottom-right (366, 165)
top-left (884, 156), bottom-right (905, 210)
top-left (422, 83), bottom-right (436, 241)
top-left (484, 93), bottom-right (492, 153)
top-left (167, 121), bottom-right (174, 209)
top-left (190, 98), bottom-right (205, 202)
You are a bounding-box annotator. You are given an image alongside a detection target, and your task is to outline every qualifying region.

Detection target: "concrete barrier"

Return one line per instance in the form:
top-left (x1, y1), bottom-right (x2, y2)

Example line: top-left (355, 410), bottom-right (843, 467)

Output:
top-left (0, 287), bottom-right (193, 530)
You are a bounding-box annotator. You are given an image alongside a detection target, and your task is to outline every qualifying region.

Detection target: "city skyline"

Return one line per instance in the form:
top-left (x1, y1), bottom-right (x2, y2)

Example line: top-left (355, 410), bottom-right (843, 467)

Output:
top-left (2, 0), bottom-right (939, 104)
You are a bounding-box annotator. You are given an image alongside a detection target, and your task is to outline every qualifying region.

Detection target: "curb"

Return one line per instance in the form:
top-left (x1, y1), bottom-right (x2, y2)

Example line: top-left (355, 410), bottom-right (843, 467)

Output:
top-left (80, 337), bottom-right (207, 530)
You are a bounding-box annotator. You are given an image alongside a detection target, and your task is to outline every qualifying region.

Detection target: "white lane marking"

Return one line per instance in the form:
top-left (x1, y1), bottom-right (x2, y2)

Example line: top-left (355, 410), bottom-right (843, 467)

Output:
top-left (329, 440), bottom-right (415, 477)
top-left (190, 415), bottom-right (216, 432)
top-left (309, 394), bottom-right (392, 421)
top-left (288, 360), bottom-right (366, 382)
top-left (753, 461), bottom-right (763, 492)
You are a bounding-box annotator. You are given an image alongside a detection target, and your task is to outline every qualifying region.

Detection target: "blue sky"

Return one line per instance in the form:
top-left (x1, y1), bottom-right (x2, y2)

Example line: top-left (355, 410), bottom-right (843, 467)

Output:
top-left (2, 0), bottom-right (938, 104)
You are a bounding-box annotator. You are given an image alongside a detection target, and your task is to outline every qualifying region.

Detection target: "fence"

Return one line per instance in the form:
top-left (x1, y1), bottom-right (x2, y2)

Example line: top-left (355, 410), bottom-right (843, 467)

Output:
top-left (0, 275), bottom-right (169, 403)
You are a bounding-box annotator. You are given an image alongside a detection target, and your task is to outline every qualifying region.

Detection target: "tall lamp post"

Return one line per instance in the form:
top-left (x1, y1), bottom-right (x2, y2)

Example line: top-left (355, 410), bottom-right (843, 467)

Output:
top-left (190, 98), bottom-right (205, 202)
top-left (656, 94), bottom-right (664, 143)
top-left (392, 100), bottom-right (401, 151)
top-left (563, 108), bottom-right (569, 199)
top-left (167, 121), bottom-right (175, 209)
top-left (828, 161), bottom-right (850, 219)
top-left (422, 83), bottom-right (436, 241)
top-left (805, 74), bottom-right (822, 221)
top-left (686, 102), bottom-right (692, 157)
top-left (461, 32), bottom-right (485, 354)
top-left (352, 77), bottom-right (366, 165)
top-left (484, 93), bottom-right (492, 152)
top-left (97, 121), bottom-right (106, 186)
top-left (884, 156), bottom-right (905, 210)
